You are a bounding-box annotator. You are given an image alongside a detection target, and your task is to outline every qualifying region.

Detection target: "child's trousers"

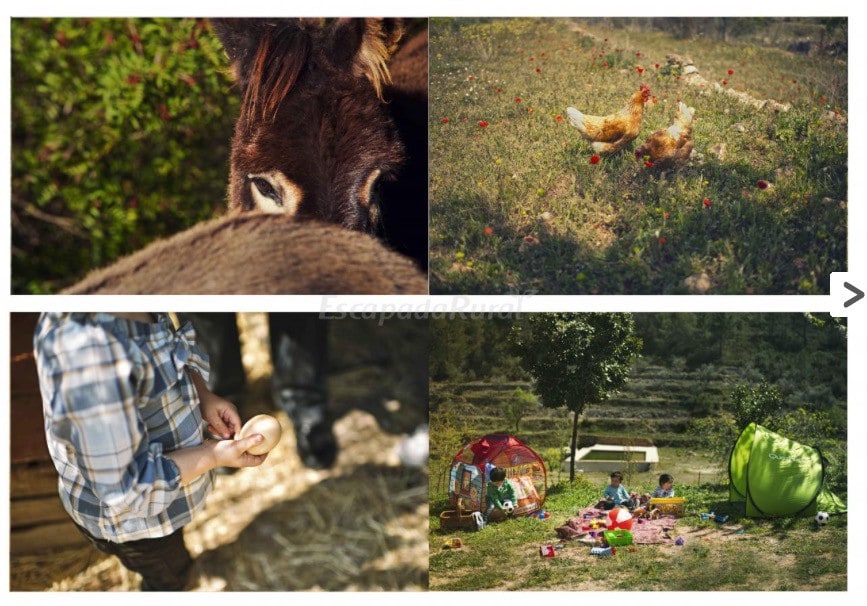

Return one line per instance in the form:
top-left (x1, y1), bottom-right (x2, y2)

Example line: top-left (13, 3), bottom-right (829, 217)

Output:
top-left (76, 524), bottom-right (193, 591)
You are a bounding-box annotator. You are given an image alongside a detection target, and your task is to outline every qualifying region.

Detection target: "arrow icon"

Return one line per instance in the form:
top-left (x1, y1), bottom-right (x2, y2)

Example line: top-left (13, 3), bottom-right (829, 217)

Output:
top-left (844, 282), bottom-right (864, 308)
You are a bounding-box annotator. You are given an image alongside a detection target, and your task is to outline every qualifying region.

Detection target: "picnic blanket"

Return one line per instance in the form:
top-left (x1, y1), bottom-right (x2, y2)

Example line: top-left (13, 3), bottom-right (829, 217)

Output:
top-left (555, 506), bottom-right (678, 545)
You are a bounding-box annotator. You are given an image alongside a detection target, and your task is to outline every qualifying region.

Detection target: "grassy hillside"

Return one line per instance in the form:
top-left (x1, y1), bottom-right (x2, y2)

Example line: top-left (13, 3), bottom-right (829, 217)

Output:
top-left (429, 18), bottom-right (846, 294)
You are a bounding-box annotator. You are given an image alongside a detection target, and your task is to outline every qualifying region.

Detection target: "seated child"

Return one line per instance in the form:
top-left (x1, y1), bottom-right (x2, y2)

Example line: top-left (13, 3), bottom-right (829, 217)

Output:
top-left (651, 473), bottom-right (675, 498)
top-left (597, 470), bottom-right (634, 510)
top-left (485, 467), bottom-right (517, 523)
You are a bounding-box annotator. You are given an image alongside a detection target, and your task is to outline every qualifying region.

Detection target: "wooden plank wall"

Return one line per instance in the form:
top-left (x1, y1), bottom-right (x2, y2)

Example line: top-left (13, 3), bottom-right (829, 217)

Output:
top-left (10, 313), bottom-right (88, 554)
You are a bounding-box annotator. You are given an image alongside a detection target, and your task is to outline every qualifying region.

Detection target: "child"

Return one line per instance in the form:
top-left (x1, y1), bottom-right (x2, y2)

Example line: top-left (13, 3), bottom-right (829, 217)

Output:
top-left (652, 473), bottom-right (675, 498)
top-left (485, 467), bottom-right (517, 523)
top-left (34, 313), bottom-right (269, 591)
top-left (598, 471), bottom-right (634, 510)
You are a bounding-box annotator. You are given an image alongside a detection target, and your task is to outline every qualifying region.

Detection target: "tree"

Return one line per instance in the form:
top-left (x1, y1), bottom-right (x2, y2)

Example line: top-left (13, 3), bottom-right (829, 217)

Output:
top-left (505, 387), bottom-right (538, 434)
top-left (509, 314), bottom-right (642, 482)
top-left (729, 381), bottom-right (784, 429)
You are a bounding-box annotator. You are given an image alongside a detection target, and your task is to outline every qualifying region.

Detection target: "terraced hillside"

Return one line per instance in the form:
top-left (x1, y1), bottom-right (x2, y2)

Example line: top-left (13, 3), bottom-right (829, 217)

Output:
top-left (431, 365), bottom-right (738, 450)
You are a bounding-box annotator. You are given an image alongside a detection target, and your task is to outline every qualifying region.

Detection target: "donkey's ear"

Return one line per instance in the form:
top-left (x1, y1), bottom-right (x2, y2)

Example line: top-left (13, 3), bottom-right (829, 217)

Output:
top-left (210, 18), bottom-right (320, 97)
top-left (211, 19), bottom-right (273, 66)
top-left (329, 18), bottom-right (405, 99)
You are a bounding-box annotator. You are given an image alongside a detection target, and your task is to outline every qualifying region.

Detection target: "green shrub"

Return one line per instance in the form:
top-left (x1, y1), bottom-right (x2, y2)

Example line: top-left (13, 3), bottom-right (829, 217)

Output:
top-left (12, 18), bottom-right (238, 293)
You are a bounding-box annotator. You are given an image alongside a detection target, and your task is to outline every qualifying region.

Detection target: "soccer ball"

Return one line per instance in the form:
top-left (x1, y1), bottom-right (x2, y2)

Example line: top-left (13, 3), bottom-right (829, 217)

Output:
top-left (502, 500), bottom-right (515, 515)
top-left (815, 511), bottom-right (830, 525)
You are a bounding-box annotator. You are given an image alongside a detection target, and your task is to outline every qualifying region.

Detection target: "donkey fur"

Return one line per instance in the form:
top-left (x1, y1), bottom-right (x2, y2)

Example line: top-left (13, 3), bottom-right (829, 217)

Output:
top-left (64, 212), bottom-right (427, 294)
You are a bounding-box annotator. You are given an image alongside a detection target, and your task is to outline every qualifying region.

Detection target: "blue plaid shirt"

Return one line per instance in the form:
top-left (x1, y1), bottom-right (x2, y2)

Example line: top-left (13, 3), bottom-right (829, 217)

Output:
top-left (34, 313), bottom-right (214, 543)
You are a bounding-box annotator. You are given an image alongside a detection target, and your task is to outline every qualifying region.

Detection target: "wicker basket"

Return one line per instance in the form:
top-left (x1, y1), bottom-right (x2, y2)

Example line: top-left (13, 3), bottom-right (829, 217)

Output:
top-left (439, 502), bottom-right (478, 530)
top-left (650, 497), bottom-right (685, 517)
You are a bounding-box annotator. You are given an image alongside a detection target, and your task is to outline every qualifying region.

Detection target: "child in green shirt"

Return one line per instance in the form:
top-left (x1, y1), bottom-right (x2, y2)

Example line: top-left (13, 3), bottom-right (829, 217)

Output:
top-left (485, 467), bottom-right (517, 523)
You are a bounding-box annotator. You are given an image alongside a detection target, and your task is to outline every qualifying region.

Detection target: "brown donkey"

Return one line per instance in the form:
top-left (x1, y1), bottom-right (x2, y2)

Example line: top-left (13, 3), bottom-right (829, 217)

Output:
top-left (211, 18), bottom-right (428, 267)
top-left (64, 212), bottom-right (427, 294)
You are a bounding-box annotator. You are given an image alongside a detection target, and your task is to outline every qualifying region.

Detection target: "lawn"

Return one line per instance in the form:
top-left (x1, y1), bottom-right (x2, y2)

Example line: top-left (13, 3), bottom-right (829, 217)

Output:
top-left (429, 478), bottom-right (847, 591)
top-left (429, 18), bottom-right (847, 294)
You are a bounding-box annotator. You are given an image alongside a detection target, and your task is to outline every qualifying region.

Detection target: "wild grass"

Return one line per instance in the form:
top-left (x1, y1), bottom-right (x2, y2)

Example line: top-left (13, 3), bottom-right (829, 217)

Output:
top-left (429, 477), bottom-right (847, 591)
top-left (429, 18), bottom-right (847, 295)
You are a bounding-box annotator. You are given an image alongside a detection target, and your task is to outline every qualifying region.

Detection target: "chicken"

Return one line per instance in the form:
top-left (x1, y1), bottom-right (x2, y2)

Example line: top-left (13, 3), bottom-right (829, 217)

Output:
top-left (566, 84), bottom-right (651, 155)
top-left (634, 101), bottom-right (695, 170)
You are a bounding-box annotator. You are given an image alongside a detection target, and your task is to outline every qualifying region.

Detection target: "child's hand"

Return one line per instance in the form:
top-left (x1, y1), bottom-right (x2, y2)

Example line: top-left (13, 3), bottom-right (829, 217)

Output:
top-left (200, 393), bottom-right (242, 439)
top-left (211, 435), bottom-right (268, 468)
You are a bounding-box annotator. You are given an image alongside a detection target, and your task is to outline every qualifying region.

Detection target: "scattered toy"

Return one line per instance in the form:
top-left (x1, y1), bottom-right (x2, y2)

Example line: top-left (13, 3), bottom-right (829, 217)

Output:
top-left (442, 537), bottom-right (463, 549)
top-left (590, 546), bottom-right (616, 556)
top-left (815, 511), bottom-right (830, 525)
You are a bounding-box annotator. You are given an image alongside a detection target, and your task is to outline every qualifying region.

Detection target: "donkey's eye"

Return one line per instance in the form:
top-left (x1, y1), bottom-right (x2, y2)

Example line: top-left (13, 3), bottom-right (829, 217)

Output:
top-left (359, 169), bottom-right (384, 209)
top-left (246, 172), bottom-right (303, 216)
top-left (252, 177), bottom-right (281, 204)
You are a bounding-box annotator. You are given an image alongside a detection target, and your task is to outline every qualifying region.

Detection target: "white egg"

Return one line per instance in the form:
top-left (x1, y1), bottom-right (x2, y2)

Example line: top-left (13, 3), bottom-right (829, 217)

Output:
top-left (238, 414), bottom-right (282, 455)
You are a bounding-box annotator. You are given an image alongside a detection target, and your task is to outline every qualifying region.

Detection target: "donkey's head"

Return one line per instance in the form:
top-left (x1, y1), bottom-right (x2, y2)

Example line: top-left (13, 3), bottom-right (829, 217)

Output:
top-left (212, 18), bottom-right (406, 233)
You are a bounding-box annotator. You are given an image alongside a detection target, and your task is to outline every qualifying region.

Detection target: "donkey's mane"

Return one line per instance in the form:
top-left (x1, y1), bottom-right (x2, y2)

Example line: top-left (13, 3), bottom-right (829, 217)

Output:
top-left (354, 19), bottom-right (399, 101)
top-left (242, 26), bottom-right (311, 125)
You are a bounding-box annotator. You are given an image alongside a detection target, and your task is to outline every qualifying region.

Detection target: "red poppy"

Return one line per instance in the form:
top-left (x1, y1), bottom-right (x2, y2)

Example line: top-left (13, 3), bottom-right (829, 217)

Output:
top-left (483, 226), bottom-right (494, 235)
top-left (515, 97), bottom-right (522, 103)
top-left (820, 96), bottom-right (827, 103)
top-left (722, 80), bottom-right (728, 86)
top-left (727, 69), bottom-right (734, 76)
top-left (645, 161), bottom-right (654, 168)
top-left (636, 52), bottom-right (642, 57)
top-left (756, 180), bottom-right (769, 189)
top-left (535, 68), bottom-right (542, 73)
top-left (556, 115), bottom-right (563, 122)
top-left (654, 63), bottom-right (660, 69)
top-left (589, 155), bottom-right (601, 164)
top-left (658, 237), bottom-right (667, 245)
top-left (126, 74), bottom-right (142, 85)
top-left (636, 66), bottom-right (644, 75)
top-left (529, 57), bottom-right (535, 61)
top-left (442, 118), bottom-right (449, 124)
top-left (703, 198), bottom-right (712, 208)
top-left (602, 61), bottom-right (609, 67)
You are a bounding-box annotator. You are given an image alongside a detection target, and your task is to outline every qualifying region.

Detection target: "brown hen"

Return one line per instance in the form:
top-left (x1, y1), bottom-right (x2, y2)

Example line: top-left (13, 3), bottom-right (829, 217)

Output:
top-left (566, 84), bottom-right (651, 155)
top-left (635, 101), bottom-right (695, 170)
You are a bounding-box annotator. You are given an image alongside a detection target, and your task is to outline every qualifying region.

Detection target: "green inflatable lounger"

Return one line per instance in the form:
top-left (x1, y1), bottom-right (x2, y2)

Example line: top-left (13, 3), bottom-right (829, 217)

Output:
top-left (728, 423), bottom-right (846, 518)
